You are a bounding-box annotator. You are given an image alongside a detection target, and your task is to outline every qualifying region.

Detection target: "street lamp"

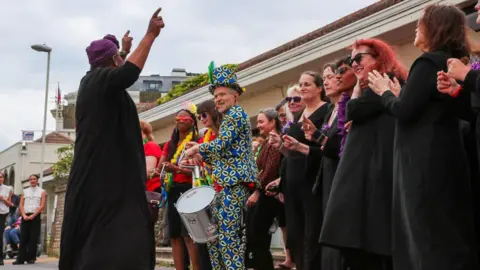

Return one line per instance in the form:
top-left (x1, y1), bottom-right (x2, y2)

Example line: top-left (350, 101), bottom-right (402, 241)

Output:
top-left (31, 44), bottom-right (52, 188)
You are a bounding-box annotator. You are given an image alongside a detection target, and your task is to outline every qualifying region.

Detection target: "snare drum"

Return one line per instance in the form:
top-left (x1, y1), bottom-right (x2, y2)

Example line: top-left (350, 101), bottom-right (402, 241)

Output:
top-left (175, 186), bottom-right (218, 243)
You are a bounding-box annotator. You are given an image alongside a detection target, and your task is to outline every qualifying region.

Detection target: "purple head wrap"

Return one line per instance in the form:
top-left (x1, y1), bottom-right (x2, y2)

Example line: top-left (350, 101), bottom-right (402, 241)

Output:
top-left (86, 38), bottom-right (118, 66)
top-left (103, 34), bottom-right (120, 49)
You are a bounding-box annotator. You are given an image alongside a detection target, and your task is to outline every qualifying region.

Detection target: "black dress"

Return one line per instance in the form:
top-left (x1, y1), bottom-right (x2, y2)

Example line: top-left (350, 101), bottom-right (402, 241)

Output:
top-left (320, 88), bottom-right (395, 270)
top-left (284, 103), bottom-right (330, 270)
top-left (383, 51), bottom-right (478, 270)
top-left (59, 62), bottom-right (155, 270)
top-left (312, 107), bottom-right (344, 270)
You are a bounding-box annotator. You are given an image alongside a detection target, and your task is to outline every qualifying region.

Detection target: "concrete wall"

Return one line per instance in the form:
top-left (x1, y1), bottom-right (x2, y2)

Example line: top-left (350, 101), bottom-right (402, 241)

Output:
top-left (0, 142), bottom-right (69, 194)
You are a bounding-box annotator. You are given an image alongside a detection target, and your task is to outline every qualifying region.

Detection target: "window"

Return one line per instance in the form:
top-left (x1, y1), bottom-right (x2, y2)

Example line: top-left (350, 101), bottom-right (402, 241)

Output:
top-left (144, 80), bottom-right (163, 91)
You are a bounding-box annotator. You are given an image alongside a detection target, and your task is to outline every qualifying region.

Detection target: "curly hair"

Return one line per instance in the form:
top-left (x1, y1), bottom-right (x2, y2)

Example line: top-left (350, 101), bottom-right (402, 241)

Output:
top-left (419, 4), bottom-right (470, 59)
top-left (352, 38), bottom-right (408, 81)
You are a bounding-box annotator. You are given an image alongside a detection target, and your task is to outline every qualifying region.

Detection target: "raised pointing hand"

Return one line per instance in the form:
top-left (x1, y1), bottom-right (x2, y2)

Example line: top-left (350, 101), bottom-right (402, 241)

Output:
top-left (147, 8), bottom-right (165, 38)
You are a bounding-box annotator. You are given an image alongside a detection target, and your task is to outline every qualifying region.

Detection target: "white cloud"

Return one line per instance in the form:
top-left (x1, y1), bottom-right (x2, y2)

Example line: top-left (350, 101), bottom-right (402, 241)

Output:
top-left (0, 0), bottom-right (375, 150)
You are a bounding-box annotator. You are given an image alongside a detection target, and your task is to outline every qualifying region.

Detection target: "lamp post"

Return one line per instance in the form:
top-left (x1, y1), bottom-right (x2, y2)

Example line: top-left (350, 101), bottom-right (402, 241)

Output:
top-left (31, 44), bottom-right (52, 188)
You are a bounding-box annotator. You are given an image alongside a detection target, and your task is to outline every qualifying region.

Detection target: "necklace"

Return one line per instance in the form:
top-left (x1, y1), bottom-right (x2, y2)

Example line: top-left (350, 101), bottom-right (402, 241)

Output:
top-left (170, 132), bottom-right (193, 165)
top-left (203, 129), bottom-right (213, 143)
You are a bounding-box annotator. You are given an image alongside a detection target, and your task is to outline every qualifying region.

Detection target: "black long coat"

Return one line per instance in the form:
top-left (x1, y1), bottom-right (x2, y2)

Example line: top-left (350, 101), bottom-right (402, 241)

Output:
top-left (320, 87), bottom-right (395, 257)
top-left (59, 62), bottom-right (155, 270)
top-left (383, 51), bottom-right (478, 270)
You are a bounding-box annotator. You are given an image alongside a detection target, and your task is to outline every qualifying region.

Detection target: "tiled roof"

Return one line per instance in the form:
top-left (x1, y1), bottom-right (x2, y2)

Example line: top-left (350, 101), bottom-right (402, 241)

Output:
top-left (42, 167), bottom-right (54, 176)
top-left (238, 0), bottom-right (404, 70)
top-left (138, 0), bottom-right (404, 113)
top-left (34, 131), bottom-right (74, 144)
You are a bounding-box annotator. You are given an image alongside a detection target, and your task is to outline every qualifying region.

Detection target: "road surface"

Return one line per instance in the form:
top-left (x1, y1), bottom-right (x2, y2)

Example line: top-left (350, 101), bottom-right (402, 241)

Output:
top-left (2, 259), bottom-right (173, 269)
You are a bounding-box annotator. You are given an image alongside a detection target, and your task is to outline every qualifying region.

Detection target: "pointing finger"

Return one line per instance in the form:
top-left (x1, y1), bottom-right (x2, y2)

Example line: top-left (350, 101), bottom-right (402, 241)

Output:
top-left (152, 7), bottom-right (162, 18)
top-left (124, 30), bottom-right (130, 37)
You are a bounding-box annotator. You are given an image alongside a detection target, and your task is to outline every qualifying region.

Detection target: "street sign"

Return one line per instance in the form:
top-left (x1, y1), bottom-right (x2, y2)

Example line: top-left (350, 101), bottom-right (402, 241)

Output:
top-left (22, 130), bottom-right (34, 141)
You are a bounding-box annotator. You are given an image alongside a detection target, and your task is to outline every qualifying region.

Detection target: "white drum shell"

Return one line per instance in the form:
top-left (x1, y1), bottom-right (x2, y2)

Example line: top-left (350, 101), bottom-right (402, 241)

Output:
top-left (176, 186), bottom-right (218, 243)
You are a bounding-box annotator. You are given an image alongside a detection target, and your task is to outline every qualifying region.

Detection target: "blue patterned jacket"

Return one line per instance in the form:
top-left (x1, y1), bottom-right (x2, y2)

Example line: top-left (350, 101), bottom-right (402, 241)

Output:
top-left (198, 105), bottom-right (259, 188)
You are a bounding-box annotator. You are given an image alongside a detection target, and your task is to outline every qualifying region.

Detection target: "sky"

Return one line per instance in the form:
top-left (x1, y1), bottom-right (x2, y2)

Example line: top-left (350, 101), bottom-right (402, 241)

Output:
top-left (0, 0), bottom-right (375, 151)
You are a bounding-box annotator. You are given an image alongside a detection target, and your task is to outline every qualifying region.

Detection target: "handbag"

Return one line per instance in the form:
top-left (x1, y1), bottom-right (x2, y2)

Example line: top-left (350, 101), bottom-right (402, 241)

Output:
top-left (146, 190), bottom-right (162, 223)
top-left (146, 159), bottom-right (166, 223)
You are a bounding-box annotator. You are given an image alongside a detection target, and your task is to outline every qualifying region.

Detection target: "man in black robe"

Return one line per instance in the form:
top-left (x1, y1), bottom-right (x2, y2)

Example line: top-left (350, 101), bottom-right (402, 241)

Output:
top-left (59, 8), bottom-right (165, 270)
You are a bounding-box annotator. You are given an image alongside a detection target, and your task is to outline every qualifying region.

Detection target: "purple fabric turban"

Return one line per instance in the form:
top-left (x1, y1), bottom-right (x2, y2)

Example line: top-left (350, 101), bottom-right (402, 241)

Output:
top-left (86, 34), bottom-right (119, 66)
top-left (103, 34), bottom-right (120, 49)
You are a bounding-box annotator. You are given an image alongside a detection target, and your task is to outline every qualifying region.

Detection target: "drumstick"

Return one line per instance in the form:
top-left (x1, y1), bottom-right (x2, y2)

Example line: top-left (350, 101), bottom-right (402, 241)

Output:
top-left (159, 163), bottom-right (166, 179)
top-left (178, 148), bottom-right (187, 164)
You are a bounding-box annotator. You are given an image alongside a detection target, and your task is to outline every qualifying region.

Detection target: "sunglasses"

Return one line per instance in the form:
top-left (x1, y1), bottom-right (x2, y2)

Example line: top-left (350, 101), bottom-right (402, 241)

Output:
top-left (335, 67), bottom-right (349, 75)
top-left (286, 96), bottom-right (301, 103)
top-left (176, 116), bottom-right (194, 124)
top-left (197, 112), bottom-right (208, 120)
top-left (348, 52), bottom-right (374, 66)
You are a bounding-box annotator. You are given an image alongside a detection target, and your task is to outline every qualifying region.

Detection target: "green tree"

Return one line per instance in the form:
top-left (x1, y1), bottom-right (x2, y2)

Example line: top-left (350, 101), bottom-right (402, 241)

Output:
top-left (156, 64), bottom-right (238, 105)
top-left (52, 144), bottom-right (74, 180)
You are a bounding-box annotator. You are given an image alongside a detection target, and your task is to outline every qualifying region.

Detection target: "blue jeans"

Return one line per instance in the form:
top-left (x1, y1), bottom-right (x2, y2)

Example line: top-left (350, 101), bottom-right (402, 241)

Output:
top-left (4, 227), bottom-right (20, 245)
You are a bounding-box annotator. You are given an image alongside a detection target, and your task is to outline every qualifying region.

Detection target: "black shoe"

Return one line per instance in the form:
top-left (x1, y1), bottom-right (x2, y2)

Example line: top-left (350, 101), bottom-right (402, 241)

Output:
top-left (12, 261), bottom-right (24, 265)
top-left (0, 261), bottom-right (4, 265)
top-left (27, 260), bottom-right (35, 264)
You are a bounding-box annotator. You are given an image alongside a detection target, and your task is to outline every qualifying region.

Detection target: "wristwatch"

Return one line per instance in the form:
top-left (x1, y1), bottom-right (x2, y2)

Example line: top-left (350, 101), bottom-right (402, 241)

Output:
top-left (119, 51), bottom-right (127, 58)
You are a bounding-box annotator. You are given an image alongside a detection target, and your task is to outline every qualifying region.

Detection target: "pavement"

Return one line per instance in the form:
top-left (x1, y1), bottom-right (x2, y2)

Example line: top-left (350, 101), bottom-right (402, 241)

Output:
top-left (1, 257), bottom-right (174, 269)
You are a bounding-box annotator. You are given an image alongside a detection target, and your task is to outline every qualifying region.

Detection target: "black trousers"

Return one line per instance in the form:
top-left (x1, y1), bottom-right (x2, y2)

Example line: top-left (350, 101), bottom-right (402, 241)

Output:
top-left (0, 214), bottom-right (7, 260)
top-left (17, 214), bottom-right (40, 262)
top-left (285, 185), bottom-right (323, 270)
top-left (246, 193), bottom-right (278, 270)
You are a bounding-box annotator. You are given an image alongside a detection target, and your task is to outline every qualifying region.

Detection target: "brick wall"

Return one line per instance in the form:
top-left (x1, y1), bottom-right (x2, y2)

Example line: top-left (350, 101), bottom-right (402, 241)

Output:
top-left (48, 179), bottom-right (67, 256)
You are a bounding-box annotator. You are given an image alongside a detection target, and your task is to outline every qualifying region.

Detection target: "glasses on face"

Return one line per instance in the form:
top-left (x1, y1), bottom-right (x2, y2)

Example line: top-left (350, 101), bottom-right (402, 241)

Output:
top-left (335, 66), bottom-right (349, 75)
top-left (197, 112), bottom-right (207, 120)
top-left (176, 116), bottom-right (194, 124)
top-left (286, 96), bottom-right (301, 103)
top-left (278, 113), bottom-right (287, 119)
top-left (349, 52), bottom-right (374, 66)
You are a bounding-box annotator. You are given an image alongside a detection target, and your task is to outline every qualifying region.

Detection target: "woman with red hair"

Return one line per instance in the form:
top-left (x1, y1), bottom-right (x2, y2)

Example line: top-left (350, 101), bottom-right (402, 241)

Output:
top-left (320, 38), bottom-right (407, 270)
top-left (370, 4), bottom-right (477, 270)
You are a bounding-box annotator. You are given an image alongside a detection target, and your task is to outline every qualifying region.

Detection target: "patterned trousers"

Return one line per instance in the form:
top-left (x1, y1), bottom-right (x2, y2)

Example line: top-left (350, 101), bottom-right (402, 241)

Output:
top-left (208, 185), bottom-right (248, 270)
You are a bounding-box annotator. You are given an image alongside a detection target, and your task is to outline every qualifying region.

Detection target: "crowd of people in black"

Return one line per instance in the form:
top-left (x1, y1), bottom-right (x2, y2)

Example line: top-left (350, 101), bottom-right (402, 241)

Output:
top-left (56, 2), bottom-right (480, 270)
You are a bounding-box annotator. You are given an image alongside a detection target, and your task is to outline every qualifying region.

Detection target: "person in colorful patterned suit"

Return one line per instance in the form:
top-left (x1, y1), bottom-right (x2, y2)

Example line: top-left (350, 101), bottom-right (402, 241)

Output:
top-left (185, 62), bottom-right (260, 270)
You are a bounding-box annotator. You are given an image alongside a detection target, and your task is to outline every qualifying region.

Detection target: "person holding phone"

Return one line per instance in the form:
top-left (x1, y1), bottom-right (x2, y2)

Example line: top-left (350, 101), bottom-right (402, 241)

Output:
top-left (246, 108), bottom-right (283, 270)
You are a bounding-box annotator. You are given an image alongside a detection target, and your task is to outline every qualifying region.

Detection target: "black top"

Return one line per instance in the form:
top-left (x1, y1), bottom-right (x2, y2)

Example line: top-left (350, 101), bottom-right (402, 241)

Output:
top-left (312, 107), bottom-right (341, 214)
top-left (59, 62), bottom-right (155, 270)
top-left (320, 87), bottom-right (395, 256)
top-left (385, 51), bottom-right (478, 270)
top-left (285, 103), bottom-right (331, 193)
